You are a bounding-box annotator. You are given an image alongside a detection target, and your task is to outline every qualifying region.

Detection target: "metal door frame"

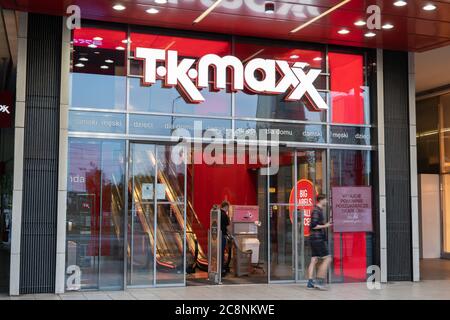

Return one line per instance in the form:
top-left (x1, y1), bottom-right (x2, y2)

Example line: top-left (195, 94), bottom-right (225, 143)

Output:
top-left (126, 141), bottom-right (187, 288)
top-left (267, 147), bottom-right (327, 284)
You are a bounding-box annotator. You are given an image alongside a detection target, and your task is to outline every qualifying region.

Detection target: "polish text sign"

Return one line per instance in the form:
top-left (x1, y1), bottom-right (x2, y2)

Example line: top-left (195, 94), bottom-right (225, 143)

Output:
top-left (332, 186), bottom-right (373, 232)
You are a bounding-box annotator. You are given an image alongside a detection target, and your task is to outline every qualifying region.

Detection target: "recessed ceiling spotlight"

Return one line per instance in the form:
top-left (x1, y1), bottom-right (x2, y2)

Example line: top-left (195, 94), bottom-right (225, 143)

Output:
top-left (382, 23), bottom-right (394, 29)
top-left (265, 2), bottom-right (275, 14)
top-left (290, 54), bottom-right (299, 59)
top-left (423, 4), bottom-right (436, 11)
top-left (105, 59), bottom-right (114, 64)
top-left (88, 44), bottom-right (97, 48)
top-left (116, 46), bottom-right (126, 51)
top-left (101, 65), bottom-right (109, 70)
top-left (93, 37), bottom-right (103, 41)
top-left (155, 0), bottom-right (168, 3)
top-left (79, 57), bottom-right (89, 62)
top-left (313, 57), bottom-right (322, 61)
top-left (75, 63), bottom-right (85, 68)
top-left (393, 1), bottom-right (407, 7)
top-left (354, 20), bottom-right (366, 26)
top-left (94, 51), bottom-right (100, 55)
top-left (365, 31), bottom-right (376, 37)
top-left (146, 8), bottom-right (160, 14)
top-left (113, 4), bottom-right (126, 11)
top-left (338, 29), bottom-right (350, 35)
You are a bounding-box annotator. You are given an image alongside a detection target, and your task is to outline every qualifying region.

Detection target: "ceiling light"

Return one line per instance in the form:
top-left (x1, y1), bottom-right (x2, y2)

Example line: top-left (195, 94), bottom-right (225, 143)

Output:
top-left (93, 37), bottom-right (103, 41)
top-left (79, 57), bottom-right (89, 62)
top-left (113, 4), bottom-right (126, 11)
top-left (290, 54), bottom-right (299, 59)
top-left (116, 46), bottom-right (126, 51)
top-left (382, 23), bottom-right (394, 29)
top-left (88, 44), bottom-right (97, 48)
top-left (265, 2), bottom-right (275, 14)
top-left (338, 29), bottom-right (350, 35)
top-left (155, 0), bottom-right (168, 3)
top-left (193, 0), bottom-right (224, 24)
top-left (365, 31), bottom-right (376, 37)
top-left (94, 51), bottom-right (100, 55)
top-left (105, 59), bottom-right (114, 64)
top-left (393, 1), bottom-right (407, 7)
top-left (75, 63), bottom-right (85, 68)
top-left (423, 4), bottom-right (436, 11)
top-left (122, 39), bottom-right (131, 44)
top-left (313, 57), bottom-right (322, 61)
top-left (146, 8), bottom-right (159, 14)
top-left (290, 0), bottom-right (351, 33)
top-left (354, 20), bottom-right (366, 26)
top-left (101, 65), bottom-right (109, 70)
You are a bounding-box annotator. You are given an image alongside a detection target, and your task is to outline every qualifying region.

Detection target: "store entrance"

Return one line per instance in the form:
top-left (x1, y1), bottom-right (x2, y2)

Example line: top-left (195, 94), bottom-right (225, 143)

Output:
top-left (128, 143), bottom-right (187, 287)
top-left (269, 149), bottom-right (326, 282)
top-left (125, 144), bottom-right (327, 286)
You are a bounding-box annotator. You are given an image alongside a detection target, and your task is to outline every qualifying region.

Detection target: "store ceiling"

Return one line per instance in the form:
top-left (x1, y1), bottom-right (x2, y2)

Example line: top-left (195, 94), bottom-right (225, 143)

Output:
top-left (416, 45), bottom-right (450, 93)
top-left (0, 0), bottom-right (449, 52)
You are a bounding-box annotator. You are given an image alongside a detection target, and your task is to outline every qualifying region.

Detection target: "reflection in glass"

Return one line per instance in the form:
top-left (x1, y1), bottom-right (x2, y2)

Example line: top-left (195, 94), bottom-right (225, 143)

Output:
top-left (128, 144), bottom-right (156, 286)
top-left (269, 150), bottom-right (295, 281)
top-left (270, 205), bottom-right (294, 281)
top-left (296, 150), bottom-right (324, 281)
top-left (416, 96), bottom-right (439, 174)
top-left (128, 78), bottom-right (232, 116)
top-left (70, 74), bottom-right (126, 110)
top-left (71, 25), bottom-right (127, 110)
top-left (128, 144), bottom-right (186, 286)
top-left (66, 139), bottom-right (125, 290)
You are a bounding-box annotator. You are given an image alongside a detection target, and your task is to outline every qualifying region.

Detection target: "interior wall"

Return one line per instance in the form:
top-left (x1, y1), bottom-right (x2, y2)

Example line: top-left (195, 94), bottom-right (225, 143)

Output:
top-left (419, 174), bottom-right (441, 258)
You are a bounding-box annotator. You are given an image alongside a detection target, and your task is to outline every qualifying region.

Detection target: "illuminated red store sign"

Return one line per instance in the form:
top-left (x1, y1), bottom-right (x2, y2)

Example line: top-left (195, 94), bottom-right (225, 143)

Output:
top-left (135, 48), bottom-right (328, 111)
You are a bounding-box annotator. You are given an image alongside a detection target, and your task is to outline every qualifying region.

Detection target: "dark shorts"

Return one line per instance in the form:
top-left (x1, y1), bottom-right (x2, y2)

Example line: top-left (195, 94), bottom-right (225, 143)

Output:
top-left (310, 240), bottom-right (329, 258)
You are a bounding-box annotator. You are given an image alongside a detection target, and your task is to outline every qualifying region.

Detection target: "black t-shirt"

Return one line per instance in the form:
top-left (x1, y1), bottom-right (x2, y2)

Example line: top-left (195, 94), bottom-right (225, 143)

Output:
top-left (310, 205), bottom-right (326, 241)
top-left (220, 209), bottom-right (230, 235)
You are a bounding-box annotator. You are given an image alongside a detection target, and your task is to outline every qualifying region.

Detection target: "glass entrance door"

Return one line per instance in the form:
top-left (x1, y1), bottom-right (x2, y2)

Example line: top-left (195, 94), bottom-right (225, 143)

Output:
top-left (268, 149), bottom-right (326, 282)
top-left (128, 143), bottom-right (186, 287)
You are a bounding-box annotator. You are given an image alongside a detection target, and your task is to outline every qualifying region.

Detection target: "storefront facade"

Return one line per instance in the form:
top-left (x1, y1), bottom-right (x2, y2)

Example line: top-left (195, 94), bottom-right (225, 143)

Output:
top-left (4, 9), bottom-right (421, 295)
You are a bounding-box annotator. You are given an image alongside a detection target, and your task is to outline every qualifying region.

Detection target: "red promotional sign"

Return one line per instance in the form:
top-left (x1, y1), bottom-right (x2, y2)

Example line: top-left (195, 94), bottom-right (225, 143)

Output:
top-left (332, 186), bottom-right (373, 232)
top-left (289, 179), bottom-right (316, 237)
top-left (0, 91), bottom-right (14, 128)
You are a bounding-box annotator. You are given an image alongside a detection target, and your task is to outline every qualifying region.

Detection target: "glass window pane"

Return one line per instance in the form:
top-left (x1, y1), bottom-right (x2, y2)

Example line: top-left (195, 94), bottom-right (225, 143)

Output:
top-left (128, 78), bottom-right (232, 116)
top-left (71, 26), bottom-right (127, 110)
top-left (69, 111), bottom-right (126, 134)
top-left (329, 52), bottom-right (370, 125)
top-left (416, 96), bottom-right (440, 174)
top-left (66, 139), bottom-right (125, 290)
top-left (330, 150), bottom-right (373, 283)
top-left (440, 93), bottom-right (450, 173)
top-left (128, 31), bottom-right (232, 116)
top-left (234, 41), bottom-right (326, 122)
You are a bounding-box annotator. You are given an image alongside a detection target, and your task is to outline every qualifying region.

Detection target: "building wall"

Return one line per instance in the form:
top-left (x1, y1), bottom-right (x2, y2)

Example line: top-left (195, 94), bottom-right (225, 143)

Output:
top-left (12, 13), bottom-right (62, 294)
top-left (7, 13), bottom-right (420, 294)
top-left (383, 50), bottom-right (413, 281)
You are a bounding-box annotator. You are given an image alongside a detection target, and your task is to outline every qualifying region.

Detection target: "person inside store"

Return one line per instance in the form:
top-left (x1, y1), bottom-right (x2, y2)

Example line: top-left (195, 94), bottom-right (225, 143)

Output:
top-left (306, 194), bottom-right (333, 290)
top-left (220, 200), bottom-right (232, 277)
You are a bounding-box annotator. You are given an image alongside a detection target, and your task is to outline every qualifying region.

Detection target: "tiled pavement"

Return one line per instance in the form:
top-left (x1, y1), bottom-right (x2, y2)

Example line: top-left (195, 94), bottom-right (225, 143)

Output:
top-left (0, 280), bottom-right (449, 300)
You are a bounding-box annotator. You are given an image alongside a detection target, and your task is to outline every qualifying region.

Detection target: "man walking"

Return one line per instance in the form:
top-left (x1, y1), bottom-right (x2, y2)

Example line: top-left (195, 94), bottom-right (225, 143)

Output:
top-left (306, 194), bottom-right (332, 290)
